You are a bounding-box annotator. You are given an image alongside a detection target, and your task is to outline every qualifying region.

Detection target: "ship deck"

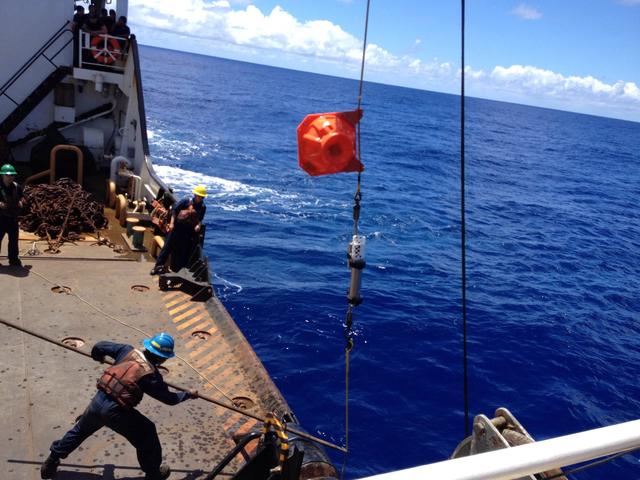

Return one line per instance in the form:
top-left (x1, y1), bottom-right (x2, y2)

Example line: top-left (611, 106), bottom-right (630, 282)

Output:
top-left (0, 211), bottom-right (292, 479)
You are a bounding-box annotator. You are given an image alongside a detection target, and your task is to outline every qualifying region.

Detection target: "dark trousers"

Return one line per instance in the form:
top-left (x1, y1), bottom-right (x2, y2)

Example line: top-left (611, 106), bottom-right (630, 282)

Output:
top-left (154, 224), bottom-right (194, 271)
top-left (50, 391), bottom-right (162, 473)
top-left (0, 216), bottom-right (19, 261)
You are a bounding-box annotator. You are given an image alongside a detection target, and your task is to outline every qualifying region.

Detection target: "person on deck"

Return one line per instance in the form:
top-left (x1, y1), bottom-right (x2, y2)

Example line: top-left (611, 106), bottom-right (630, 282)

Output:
top-left (40, 333), bottom-right (198, 480)
top-left (108, 9), bottom-right (117, 33)
top-left (150, 186), bottom-right (207, 275)
top-left (101, 7), bottom-right (114, 32)
top-left (83, 11), bottom-right (107, 34)
top-left (71, 5), bottom-right (86, 32)
top-left (111, 16), bottom-right (131, 49)
top-left (0, 164), bottom-right (23, 267)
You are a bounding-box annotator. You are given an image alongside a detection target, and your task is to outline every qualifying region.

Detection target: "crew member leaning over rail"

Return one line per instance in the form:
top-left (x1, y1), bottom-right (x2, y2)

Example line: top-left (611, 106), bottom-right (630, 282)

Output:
top-left (40, 333), bottom-right (198, 480)
top-left (151, 185), bottom-right (208, 275)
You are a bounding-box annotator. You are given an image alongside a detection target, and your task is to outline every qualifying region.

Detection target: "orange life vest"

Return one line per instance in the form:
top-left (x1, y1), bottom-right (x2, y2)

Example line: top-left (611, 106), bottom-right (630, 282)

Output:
top-left (176, 203), bottom-right (199, 227)
top-left (96, 349), bottom-right (155, 408)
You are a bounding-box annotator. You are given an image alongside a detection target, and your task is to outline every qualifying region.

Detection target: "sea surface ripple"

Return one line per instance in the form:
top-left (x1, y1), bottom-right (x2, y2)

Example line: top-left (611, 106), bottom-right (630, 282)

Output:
top-left (140, 45), bottom-right (640, 478)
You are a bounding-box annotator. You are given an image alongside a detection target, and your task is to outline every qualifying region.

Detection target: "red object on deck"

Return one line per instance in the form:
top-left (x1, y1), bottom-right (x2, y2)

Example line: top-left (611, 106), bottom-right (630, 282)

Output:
top-left (297, 110), bottom-right (363, 176)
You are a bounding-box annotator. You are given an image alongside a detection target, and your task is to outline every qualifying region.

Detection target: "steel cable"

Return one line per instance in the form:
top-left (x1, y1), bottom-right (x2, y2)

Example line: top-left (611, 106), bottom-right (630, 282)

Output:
top-left (342, 1), bottom-right (372, 477)
top-left (460, 0), bottom-right (470, 438)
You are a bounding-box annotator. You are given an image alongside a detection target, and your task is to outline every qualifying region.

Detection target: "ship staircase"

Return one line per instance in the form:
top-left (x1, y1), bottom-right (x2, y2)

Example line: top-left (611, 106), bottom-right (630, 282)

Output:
top-left (0, 66), bottom-right (72, 136)
top-left (0, 22), bottom-right (73, 140)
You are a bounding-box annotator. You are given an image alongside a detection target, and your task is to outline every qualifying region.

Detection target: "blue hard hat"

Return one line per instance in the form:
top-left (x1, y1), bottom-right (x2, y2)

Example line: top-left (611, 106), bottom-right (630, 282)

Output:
top-left (143, 332), bottom-right (175, 359)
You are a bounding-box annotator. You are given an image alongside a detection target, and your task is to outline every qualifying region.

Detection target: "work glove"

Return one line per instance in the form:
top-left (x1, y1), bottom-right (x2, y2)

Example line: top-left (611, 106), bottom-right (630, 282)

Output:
top-left (186, 389), bottom-right (199, 400)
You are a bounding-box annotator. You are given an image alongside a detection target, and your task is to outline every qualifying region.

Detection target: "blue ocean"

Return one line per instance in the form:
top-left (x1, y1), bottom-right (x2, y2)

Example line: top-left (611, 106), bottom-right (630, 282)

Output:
top-left (139, 45), bottom-right (640, 478)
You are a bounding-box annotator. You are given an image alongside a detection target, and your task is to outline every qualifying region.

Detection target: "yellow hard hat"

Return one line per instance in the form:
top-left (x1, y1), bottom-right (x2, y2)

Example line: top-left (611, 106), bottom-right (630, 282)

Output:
top-left (193, 185), bottom-right (208, 198)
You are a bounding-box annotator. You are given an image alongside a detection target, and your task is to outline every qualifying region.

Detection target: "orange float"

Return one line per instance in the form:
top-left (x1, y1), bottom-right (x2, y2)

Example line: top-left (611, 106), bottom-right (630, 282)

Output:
top-left (297, 110), bottom-right (364, 176)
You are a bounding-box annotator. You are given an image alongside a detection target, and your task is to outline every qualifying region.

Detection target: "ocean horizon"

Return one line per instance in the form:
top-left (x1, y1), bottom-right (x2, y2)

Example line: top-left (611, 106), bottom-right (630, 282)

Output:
top-left (140, 43), bottom-right (639, 126)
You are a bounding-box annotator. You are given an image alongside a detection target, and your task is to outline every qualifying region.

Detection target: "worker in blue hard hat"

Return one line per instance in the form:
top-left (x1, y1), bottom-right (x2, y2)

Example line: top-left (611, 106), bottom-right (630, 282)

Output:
top-left (0, 163), bottom-right (23, 267)
top-left (150, 185), bottom-right (208, 275)
top-left (41, 333), bottom-right (198, 480)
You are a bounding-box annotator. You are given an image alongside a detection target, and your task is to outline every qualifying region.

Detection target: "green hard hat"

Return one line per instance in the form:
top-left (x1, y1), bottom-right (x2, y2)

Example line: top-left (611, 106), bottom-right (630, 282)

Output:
top-left (0, 164), bottom-right (17, 175)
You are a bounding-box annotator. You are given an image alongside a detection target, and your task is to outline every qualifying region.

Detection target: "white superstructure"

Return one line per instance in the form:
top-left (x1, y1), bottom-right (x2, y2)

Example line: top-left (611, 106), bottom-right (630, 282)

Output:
top-left (0, 0), bottom-right (166, 203)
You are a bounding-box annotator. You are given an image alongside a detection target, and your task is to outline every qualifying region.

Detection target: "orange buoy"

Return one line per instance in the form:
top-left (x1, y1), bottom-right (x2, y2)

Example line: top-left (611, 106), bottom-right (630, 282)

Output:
top-left (297, 110), bottom-right (364, 176)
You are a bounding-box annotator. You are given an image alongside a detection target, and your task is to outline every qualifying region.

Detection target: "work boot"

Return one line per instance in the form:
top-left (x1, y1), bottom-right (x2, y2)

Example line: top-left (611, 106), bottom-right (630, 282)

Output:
top-left (144, 464), bottom-right (171, 480)
top-left (9, 258), bottom-right (21, 267)
top-left (150, 265), bottom-right (165, 275)
top-left (40, 453), bottom-right (60, 479)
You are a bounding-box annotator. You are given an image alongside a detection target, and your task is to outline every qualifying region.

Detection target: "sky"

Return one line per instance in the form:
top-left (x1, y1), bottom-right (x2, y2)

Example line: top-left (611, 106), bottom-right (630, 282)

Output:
top-left (126, 0), bottom-right (640, 122)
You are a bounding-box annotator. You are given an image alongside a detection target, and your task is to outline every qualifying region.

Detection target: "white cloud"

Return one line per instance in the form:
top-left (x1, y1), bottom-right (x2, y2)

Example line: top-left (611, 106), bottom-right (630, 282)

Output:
top-left (487, 65), bottom-right (640, 102)
top-left (128, 1), bottom-right (639, 121)
top-left (129, 1), bottom-right (456, 81)
top-left (510, 4), bottom-right (543, 20)
top-left (465, 64), bottom-right (640, 119)
top-left (130, 1), bottom-right (370, 65)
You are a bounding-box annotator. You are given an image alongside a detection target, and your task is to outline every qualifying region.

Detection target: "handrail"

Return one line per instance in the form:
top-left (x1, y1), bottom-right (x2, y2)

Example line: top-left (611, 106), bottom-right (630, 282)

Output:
top-left (78, 31), bottom-right (129, 72)
top-left (358, 419), bottom-right (640, 480)
top-left (129, 35), bottom-right (150, 157)
top-left (25, 144), bottom-right (84, 185)
top-left (0, 21), bottom-right (73, 100)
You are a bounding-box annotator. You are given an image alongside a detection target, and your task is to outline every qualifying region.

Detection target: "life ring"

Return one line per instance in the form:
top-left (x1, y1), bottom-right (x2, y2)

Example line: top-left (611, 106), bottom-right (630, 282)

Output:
top-left (90, 35), bottom-right (121, 65)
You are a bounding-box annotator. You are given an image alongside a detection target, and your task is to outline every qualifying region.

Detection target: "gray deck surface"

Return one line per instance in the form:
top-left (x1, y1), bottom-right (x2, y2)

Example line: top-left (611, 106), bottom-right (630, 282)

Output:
top-left (0, 225), bottom-right (290, 479)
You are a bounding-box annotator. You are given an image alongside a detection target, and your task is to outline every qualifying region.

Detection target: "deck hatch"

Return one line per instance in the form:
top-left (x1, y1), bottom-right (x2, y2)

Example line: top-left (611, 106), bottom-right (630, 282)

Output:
top-left (232, 396), bottom-right (255, 410)
top-left (61, 337), bottom-right (85, 348)
top-left (51, 285), bottom-right (72, 294)
top-left (131, 284), bottom-right (150, 292)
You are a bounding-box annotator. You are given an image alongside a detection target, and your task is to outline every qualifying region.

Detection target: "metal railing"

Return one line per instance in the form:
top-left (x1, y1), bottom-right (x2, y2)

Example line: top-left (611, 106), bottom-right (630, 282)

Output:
top-left (0, 21), bottom-right (73, 106)
top-left (358, 419), bottom-right (640, 480)
top-left (78, 31), bottom-right (129, 72)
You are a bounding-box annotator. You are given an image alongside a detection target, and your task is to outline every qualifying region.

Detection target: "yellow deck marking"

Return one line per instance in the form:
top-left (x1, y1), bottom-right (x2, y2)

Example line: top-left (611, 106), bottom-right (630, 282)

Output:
top-left (192, 349), bottom-right (222, 367)
top-left (234, 419), bottom-right (259, 436)
top-left (200, 361), bottom-right (231, 383)
top-left (162, 293), bottom-right (269, 455)
top-left (172, 308), bottom-right (205, 324)
top-left (188, 342), bottom-right (214, 360)
top-left (176, 314), bottom-right (209, 331)
top-left (165, 296), bottom-right (190, 308)
top-left (198, 349), bottom-right (235, 376)
top-left (223, 413), bottom-right (244, 431)
top-left (168, 301), bottom-right (194, 315)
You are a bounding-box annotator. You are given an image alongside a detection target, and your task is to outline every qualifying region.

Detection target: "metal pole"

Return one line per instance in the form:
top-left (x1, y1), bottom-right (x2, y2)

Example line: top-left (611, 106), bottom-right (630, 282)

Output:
top-left (0, 317), bottom-right (347, 454)
top-left (357, 419), bottom-right (640, 480)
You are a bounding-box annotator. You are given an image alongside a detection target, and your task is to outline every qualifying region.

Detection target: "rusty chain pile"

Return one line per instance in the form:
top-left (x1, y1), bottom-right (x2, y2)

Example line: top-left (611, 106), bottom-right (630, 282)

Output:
top-left (20, 178), bottom-right (108, 252)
